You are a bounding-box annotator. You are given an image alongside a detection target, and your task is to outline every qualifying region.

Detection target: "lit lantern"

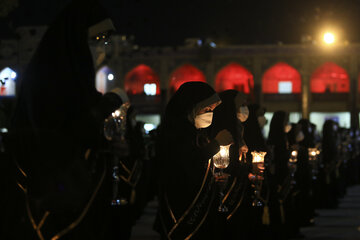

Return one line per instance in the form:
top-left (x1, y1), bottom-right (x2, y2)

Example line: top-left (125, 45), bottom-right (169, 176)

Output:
top-left (104, 102), bottom-right (131, 206)
top-left (288, 150), bottom-right (298, 185)
top-left (289, 150), bottom-right (298, 163)
top-left (212, 144), bottom-right (231, 213)
top-left (308, 148), bottom-right (318, 161)
top-left (251, 151), bottom-right (267, 207)
top-left (104, 102), bottom-right (131, 141)
top-left (213, 144), bottom-right (231, 169)
top-left (308, 148), bottom-right (320, 180)
top-left (251, 151), bottom-right (267, 176)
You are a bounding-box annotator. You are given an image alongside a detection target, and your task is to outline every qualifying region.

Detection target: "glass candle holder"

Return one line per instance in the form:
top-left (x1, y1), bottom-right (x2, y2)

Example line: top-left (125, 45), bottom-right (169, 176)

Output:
top-left (213, 144), bottom-right (231, 212)
top-left (251, 151), bottom-right (267, 207)
top-left (308, 148), bottom-right (320, 180)
top-left (288, 150), bottom-right (298, 185)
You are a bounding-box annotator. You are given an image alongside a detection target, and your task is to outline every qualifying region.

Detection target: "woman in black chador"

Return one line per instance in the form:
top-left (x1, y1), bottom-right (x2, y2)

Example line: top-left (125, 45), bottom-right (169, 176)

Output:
top-left (155, 82), bottom-right (233, 239)
top-left (10, 0), bottom-right (123, 239)
top-left (296, 119), bottom-right (316, 227)
top-left (243, 104), bottom-right (272, 239)
top-left (318, 119), bottom-right (340, 209)
top-left (266, 111), bottom-right (291, 240)
top-left (210, 89), bottom-right (252, 240)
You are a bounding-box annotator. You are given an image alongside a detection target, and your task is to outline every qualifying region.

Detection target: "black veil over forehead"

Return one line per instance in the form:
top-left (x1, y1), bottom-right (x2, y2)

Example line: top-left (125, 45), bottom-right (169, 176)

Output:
top-left (13, 0), bottom-right (110, 133)
top-left (268, 110), bottom-right (289, 146)
top-left (165, 82), bottom-right (218, 121)
top-left (243, 104), bottom-right (268, 151)
top-left (211, 90), bottom-right (238, 136)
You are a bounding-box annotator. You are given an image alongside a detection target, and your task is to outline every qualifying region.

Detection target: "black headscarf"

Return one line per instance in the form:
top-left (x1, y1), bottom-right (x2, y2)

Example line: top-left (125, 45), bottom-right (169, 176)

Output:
top-left (10, 0), bottom-right (121, 209)
top-left (267, 111), bottom-right (290, 184)
top-left (287, 123), bottom-right (301, 147)
top-left (243, 103), bottom-right (267, 152)
top-left (267, 111), bottom-right (289, 149)
top-left (210, 89), bottom-right (246, 146)
top-left (158, 81), bottom-right (221, 212)
top-left (298, 119), bottom-right (315, 148)
top-left (322, 119), bottom-right (338, 164)
top-left (12, 0), bottom-right (115, 143)
top-left (162, 81), bottom-right (220, 140)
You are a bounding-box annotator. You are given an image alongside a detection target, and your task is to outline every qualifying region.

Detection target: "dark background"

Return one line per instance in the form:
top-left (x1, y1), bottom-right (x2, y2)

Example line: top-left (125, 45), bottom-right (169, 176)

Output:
top-left (1, 0), bottom-right (360, 46)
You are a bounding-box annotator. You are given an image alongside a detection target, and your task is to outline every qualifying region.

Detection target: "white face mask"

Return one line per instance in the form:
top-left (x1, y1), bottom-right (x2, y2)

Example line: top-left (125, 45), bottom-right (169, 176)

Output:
top-left (194, 112), bottom-right (213, 129)
top-left (296, 131), bottom-right (305, 142)
top-left (237, 106), bottom-right (249, 122)
top-left (285, 124), bottom-right (292, 133)
top-left (258, 116), bottom-right (267, 128)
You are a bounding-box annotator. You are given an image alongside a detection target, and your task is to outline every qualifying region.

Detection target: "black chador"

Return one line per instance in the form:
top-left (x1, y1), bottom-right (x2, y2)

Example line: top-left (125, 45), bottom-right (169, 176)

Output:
top-left (10, 0), bottom-right (122, 239)
top-left (210, 90), bottom-right (252, 239)
top-left (155, 82), bottom-right (222, 240)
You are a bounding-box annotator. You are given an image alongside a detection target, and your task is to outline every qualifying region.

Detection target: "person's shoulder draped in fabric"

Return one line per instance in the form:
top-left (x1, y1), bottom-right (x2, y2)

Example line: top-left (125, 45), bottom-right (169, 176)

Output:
top-left (9, 1), bottom-right (122, 239)
top-left (267, 110), bottom-right (290, 186)
top-left (298, 119), bottom-right (315, 148)
top-left (211, 89), bottom-right (247, 146)
top-left (156, 81), bottom-right (224, 239)
top-left (12, 0), bottom-right (116, 144)
top-left (267, 110), bottom-right (289, 149)
top-left (243, 103), bottom-right (268, 152)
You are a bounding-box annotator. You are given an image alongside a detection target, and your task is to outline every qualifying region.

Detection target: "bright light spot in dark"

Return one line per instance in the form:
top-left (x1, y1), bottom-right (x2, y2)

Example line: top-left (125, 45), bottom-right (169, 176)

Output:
top-left (144, 123), bottom-right (155, 133)
top-left (144, 83), bottom-right (157, 96)
top-left (278, 81), bottom-right (292, 93)
top-left (11, 72), bottom-right (16, 79)
top-left (324, 32), bottom-right (335, 44)
top-left (107, 73), bottom-right (114, 81)
top-left (210, 42), bottom-right (216, 48)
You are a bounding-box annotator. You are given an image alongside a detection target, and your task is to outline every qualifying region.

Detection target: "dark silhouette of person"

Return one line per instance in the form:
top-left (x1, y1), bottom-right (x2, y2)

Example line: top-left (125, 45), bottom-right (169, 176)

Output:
top-left (210, 89), bottom-right (252, 240)
top-left (243, 104), bottom-right (272, 239)
top-left (266, 111), bottom-right (291, 240)
top-left (9, 0), bottom-right (123, 239)
top-left (154, 82), bottom-right (233, 239)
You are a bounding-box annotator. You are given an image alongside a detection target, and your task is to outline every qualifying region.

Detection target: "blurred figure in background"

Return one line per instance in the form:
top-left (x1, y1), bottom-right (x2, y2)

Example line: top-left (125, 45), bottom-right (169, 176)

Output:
top-left (210, 89), bottom-right (251, 240)
top-left (243, 104), bottom-right (272, 239)
top-left (318, 119), bottom-right (340, 209)
top-left (297, 119), bottom-right (316, 227)
top-left (267, 111), bottom-right (291, 240)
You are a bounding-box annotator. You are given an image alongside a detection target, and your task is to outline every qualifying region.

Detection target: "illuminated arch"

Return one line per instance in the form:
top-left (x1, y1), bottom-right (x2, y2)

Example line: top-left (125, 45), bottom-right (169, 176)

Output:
top-left (215, 63), bottom-right (254, 93)
top-left (95, 66), bottom-right (113, 94)
top-left (262, 62), bottom-right (301, 94)
top-left (169, 64), bottom-right (206, 93)
top-left (310, 62), bottom-right (349, 93)
top-left (124, 64), bottom-right (160, 95)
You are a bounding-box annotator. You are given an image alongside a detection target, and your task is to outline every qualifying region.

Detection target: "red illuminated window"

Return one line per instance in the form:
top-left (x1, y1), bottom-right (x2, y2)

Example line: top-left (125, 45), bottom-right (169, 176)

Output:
top-left (169, 64), bottom-right (206, 93)
top-left (310, 62), bottom-right (349, 93)
top-left (215, 63), bottom-right (254, 93)
top-left (124, 64), bottom-right (160, 95)
top-left (262, 62), bottom-right (301, 94)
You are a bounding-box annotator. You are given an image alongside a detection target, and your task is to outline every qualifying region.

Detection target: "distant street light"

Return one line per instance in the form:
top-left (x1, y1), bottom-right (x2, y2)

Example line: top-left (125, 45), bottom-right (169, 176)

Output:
top-left (323, 32), bottom-right (335, 44)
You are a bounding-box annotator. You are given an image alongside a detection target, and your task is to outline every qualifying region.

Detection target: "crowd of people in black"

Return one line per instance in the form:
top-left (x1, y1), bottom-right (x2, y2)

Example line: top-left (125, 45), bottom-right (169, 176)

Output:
top-left (1, 0), bottom-right (360, 240)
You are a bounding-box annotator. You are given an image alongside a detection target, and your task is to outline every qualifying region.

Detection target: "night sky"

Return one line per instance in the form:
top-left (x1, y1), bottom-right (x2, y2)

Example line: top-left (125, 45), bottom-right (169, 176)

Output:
top-left (1, 0), bottom-right (360, 46)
